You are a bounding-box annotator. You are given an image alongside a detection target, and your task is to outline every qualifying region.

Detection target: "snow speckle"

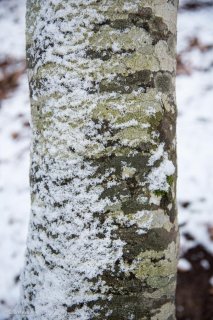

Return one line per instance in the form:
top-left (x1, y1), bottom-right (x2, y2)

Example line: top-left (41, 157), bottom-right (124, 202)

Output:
top-left (123, 3), bottom-right (138, 12)
top-left (178, 259), bottom-right (192, 272)
top-left (122, 166), bottom-right (137, 179)
top-left (112, 42), bottom-right (121, 52)
top-left (200, 259), bottom-right (210, 270)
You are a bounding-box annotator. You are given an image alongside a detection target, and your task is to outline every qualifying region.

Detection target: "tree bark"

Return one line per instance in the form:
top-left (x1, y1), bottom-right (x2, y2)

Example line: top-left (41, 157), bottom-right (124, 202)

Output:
top-left (19, 0), bottom-right (178, 319)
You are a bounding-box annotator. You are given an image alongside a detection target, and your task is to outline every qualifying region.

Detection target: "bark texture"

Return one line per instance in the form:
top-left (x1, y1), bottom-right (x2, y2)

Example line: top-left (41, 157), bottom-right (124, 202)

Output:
top-left (19, 0), bottom-right (178, 319)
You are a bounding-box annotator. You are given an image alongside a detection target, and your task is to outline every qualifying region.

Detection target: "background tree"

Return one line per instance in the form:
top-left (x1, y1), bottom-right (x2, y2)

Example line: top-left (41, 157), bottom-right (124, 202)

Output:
top-left (19, 0), bottom-right (179, 319)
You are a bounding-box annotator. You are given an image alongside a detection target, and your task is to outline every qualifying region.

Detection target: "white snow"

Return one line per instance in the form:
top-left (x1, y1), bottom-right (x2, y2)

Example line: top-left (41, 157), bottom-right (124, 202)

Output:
top-left (122, 166), bottom-right (137, 179)
top-left (200, 259), bottom-right (210, 270)
top-left (0, 1), bottom-right (30, 319)
top-left (178, 258), bottom-right (192, 272)
top-left (177, 0), bottom-right (213, 255)
top-left (147, 152), bottom-right (175, 192)
top-left (0, 0), bottom-right (26, 59)
top-left (148, 143), bottom-right (165, 166)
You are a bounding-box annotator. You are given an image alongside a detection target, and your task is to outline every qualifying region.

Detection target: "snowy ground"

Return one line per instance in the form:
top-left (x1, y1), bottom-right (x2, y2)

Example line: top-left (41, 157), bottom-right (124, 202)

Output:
top-left (0, 0), bottom-right (213, 319)
top-left (0, 1), bottom-right (30, 318)
top-left (177, 2), bottom-right (213, 257)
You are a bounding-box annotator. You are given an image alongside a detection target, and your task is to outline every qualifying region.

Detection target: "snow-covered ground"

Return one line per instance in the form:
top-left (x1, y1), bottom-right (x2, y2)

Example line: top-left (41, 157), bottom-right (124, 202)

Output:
top-left (0, 0), bottom-right (213, 318)
top-left (0, 1), bottom-right (30, 318)
top-left (177, 2), bottom-right (213, 255)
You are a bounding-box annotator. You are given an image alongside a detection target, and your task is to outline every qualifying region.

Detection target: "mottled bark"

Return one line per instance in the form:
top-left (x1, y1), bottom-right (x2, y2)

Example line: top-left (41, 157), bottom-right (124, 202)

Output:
top-left (18, 0), bottom-right (178, 319)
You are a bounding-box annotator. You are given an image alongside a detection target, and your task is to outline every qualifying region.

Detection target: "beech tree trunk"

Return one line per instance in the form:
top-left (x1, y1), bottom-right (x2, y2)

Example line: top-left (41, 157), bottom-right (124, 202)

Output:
top-left (19, 0), bottom-right (178, 319)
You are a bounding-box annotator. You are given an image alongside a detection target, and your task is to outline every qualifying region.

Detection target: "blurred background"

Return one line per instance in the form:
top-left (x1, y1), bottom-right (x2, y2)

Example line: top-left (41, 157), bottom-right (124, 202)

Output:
top-left (0, 0), bottom-right (213, 319)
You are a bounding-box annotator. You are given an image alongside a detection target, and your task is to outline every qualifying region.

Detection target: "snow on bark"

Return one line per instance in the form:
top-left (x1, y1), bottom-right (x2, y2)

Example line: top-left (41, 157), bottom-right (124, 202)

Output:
top-left (17, 0), bottom-right (179, 319)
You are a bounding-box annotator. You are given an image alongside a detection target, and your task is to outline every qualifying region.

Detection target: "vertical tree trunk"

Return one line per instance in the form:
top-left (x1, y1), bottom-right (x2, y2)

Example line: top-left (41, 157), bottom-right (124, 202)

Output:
top-left (20, 0), bottom-right (178, 319)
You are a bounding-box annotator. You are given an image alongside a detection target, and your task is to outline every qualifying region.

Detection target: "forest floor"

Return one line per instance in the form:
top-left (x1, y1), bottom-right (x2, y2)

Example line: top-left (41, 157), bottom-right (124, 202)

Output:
top-left (0, 0), bottom-right (213, 319)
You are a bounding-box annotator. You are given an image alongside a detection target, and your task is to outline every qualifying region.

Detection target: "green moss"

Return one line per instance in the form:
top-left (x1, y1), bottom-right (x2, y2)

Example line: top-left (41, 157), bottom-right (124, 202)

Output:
top-left (167, 175), bottom-right (174, 186)
top-left (154, 189), bottom-right (167, 197)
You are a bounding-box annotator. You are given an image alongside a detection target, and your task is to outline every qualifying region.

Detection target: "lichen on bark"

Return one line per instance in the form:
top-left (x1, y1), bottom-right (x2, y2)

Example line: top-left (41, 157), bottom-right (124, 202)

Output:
top-left (17, 0), bottom-right (178, 319)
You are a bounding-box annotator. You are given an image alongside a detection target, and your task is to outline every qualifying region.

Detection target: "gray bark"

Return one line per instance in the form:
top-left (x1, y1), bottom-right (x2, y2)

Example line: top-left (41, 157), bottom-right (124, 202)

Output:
top-left (17, 0), bottom-right (178, 319)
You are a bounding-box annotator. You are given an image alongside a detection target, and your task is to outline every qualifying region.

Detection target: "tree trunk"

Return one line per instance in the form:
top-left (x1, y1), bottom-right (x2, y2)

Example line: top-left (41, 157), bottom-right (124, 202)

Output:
top-left (20, 0), bottom-right (178, 319)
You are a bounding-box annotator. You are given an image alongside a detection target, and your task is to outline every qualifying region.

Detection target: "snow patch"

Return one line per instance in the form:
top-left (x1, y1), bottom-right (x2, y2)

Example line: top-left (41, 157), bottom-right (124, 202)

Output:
top-left (178, 259), bottom-right (192, 272)
top-left (147, 150), bottom-right (175, 192)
